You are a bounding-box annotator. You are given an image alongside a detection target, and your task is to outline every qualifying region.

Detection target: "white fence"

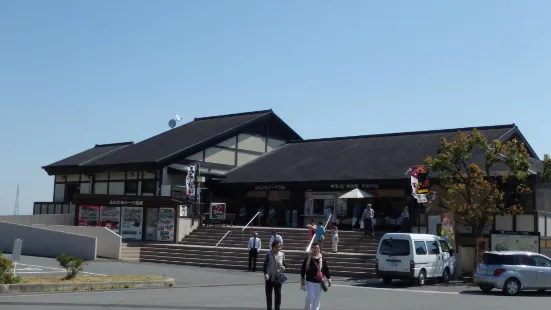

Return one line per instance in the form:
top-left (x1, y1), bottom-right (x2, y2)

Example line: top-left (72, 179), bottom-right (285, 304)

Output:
top-left (0, 221), bottom-right (97, 261)
top-left (0, 214), bottom-right (73, 226)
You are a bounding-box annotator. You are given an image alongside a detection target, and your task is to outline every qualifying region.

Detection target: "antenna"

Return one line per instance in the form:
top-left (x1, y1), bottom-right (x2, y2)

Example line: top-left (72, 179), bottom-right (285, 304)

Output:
top-left (168, 114), bottom-right (182, 129)
top-left (14, 185), bottom-right (19, 215)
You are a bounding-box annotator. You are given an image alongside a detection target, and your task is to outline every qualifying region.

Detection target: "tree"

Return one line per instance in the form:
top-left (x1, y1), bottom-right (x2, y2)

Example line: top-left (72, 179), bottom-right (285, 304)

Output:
top-left (424, 129), bottom-right (532, 237)
top-left (543, 154), bottom-right (551, 181)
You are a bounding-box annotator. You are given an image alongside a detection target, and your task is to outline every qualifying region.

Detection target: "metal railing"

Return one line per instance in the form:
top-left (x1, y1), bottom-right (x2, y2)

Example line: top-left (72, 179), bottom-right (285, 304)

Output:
top-left (241, 212), bottom-right (260, 246)
top-left (306, 213), bottom-right (332, 253)
top-left (215, 230), bottom-right (232, 264)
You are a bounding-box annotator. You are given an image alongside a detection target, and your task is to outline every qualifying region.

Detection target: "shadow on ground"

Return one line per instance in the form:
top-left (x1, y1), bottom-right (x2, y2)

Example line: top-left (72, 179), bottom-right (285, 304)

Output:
top-left (459, 289), bottom-right (551, 297)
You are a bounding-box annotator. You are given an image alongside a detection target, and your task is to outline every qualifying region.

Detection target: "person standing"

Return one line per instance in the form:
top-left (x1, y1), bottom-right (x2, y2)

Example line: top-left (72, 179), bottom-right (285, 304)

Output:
top-left (330, 222), bottom-right (339, 253)
top-left (248, 232), bottom-right (261, 272)
top-left (362, 204), bottom-right (375, 237)
top-left (306, 220), bottom-right (317, 241)
top-left (263, 240), bottom-right (286, 310)
top-left (314, 222), bottom-right (326, 249)
top-left (301, 242), bottom-right (331, 310)
top-left (269, 231), bottom-right (283, 247)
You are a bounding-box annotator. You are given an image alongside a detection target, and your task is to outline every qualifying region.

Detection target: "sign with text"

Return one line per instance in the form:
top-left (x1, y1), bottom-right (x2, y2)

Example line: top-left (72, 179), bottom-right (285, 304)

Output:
top-left (209, 202), bottom-right (226, 220)
top-left (490, 231), bottom-right (540, 253)
top-left (12, 239), bottom-right (23, 262)
top-left (254, 184), bottom-right (286, 191)
top-left (109, 200), bottom-right (143, 206)
top-left (330, 183), bottom-right (379, 190)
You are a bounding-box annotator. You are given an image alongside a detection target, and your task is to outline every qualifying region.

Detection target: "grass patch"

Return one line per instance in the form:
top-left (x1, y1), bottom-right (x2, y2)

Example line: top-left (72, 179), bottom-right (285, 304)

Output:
top-left (19, 275), bottom-right (169, 284)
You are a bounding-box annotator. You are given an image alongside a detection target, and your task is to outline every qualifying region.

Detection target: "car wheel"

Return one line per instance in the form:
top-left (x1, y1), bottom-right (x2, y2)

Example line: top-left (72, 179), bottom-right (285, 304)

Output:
top-left (416, 270), bottom-right (426, 286)
top-left (479, 284), bottom-right (493, 293)
top-left (503, 278), bottom-right (521, 296)
top-left (382, 277), bottom-right (392, 285)
top-left (440, 268), bottom-right (450, 284)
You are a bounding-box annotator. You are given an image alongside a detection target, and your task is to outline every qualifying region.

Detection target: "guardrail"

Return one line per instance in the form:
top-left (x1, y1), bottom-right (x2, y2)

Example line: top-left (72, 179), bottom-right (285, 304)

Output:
top-left (241, 212), bottom-right (260, 246)
top-left (306, 214), bottom-right (332, 253)
top-left (215, 230), bottom-right (232, 264)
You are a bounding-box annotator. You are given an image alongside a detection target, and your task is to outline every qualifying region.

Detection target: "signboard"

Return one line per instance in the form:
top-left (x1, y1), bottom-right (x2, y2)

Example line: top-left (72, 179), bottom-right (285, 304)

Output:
top-left (12, 239), bottom-right (23, 262)
top-left (209, 203), bottom-right (226, 220)
top-left (410, 165), bottom-right (429, 195)
top-left (330, 183), bottom-right (379, 190)
top-left (186, 164), bottom-right (197, 198)
top-left (109, 200), bottom-right (143, 206)
top-left (179, 205), bottom-right (188, 217)
top-left (490, 230), bottom-right (540, 253)
top-left (254, 184), bottom-right (286, 191)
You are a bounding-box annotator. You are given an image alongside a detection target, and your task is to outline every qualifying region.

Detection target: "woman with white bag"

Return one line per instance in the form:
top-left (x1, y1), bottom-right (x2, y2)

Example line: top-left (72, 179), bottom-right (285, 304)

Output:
top-left (301, 242), bottom-right (331, 310)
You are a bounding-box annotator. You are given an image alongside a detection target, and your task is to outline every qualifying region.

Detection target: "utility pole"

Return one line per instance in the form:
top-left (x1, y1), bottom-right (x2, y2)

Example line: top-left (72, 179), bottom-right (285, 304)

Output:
top-left (14, 185), bottom-right (20, 215)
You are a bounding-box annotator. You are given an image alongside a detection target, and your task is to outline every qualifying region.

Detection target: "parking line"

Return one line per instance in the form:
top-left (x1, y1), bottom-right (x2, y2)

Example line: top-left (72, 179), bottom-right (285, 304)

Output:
top-left (17, 263), bottom-right (107, 276)
top-left (333, 284), bottom-right (460, 295)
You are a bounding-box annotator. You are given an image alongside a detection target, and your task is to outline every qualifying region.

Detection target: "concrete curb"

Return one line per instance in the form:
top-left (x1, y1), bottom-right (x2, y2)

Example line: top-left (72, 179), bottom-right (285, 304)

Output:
top-left (0, 278), bottom-right (175, 294)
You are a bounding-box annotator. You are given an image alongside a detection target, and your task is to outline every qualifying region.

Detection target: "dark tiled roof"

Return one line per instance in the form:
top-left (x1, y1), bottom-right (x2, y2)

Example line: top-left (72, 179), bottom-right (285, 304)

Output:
top-left (43, 142), bottom-right (133, 168)
top-left (223, 124), bottom-right (524, 183)
top-left (83, 110), bottom-right (273, 166)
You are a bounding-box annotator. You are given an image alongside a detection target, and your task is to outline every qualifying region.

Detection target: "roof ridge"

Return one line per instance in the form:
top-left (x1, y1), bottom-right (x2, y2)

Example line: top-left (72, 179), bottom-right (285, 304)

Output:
top-left (79, 144), bottom-right (134, 166)
top-left (289, 124), bottom-right (516, 144)
top-left (194, 109), bottom-right (272, 121)
top-left (94, 142), bottom-right (134, 148)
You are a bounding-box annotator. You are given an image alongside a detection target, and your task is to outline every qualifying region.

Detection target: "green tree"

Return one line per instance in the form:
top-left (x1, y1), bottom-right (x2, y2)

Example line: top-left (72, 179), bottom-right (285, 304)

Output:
top-left (424, 129), bottom-right (532, 237)
top-left (543, 154), bottom-right (551, 181)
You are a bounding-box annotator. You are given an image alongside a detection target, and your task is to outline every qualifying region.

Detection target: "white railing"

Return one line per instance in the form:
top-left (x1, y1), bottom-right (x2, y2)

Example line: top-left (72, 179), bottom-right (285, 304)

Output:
top-left (306, 214), bottom-right (332, 253)
top-left (215, 230), bottom-right (232, 263)
top-left (241, 212), bottom-right (260, 246)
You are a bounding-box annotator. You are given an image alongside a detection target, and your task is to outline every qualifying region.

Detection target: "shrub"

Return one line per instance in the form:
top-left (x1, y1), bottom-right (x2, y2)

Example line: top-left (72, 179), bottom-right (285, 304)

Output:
top-left (56, 254), bottom-right (86, 279)
top-left (0, 252), bottom-right (20, 284)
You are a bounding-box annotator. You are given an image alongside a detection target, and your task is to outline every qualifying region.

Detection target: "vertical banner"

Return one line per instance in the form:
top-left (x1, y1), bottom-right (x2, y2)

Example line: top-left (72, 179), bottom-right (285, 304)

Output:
top-left (410, 165), bottom-right (429, 195)
top-left (186, 164), bottom-right (196, 199)
top-left (440, 213), bottom-right (456, 249)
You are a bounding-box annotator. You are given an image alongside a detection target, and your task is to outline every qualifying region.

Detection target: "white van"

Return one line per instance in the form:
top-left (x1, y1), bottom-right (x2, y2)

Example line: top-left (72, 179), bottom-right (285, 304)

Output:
top-left (375, 233), bottom-right (455, 286)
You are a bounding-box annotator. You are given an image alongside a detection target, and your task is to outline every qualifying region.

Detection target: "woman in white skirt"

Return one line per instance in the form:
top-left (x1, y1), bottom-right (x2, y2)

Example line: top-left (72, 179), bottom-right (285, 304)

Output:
top-left (301, 242), bottom-right (331, 310)
top-left (330, 222), bottom-right (339, 253)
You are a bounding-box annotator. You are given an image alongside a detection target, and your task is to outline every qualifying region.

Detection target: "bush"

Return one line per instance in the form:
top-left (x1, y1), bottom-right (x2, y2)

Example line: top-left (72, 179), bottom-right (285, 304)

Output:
top-left (0, 252), bottom-right (20, 284)
top-left (56, 254), bottom-right (86, 279)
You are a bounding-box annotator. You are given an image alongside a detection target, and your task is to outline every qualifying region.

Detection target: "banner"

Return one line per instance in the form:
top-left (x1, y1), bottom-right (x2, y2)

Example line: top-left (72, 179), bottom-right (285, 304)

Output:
top-left (210, 202), bottom-right (226, 220)
top-left (440, 213), bottom-right (455, 249)
top-left (186, 164), bottom-right (197, 199)
top-left (410, 165), bottom-right (429, 195)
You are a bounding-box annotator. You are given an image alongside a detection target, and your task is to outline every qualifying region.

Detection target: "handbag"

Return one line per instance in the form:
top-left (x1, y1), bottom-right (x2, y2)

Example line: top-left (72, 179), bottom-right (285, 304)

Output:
top-left (277, 273), bottom-right (287, 285)
top-left (312, 257), bottom-right (329, 292)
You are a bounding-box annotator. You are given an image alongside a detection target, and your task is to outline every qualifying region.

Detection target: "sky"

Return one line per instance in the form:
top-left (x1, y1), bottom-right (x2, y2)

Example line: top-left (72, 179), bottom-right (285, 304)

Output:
top-left (1, 1), bottom-right (550, 215)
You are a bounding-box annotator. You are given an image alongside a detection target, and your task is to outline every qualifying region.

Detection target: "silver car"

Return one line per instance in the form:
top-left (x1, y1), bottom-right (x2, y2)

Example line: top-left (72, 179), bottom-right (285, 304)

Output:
top-left (473, 251), bottom-right (551, 296)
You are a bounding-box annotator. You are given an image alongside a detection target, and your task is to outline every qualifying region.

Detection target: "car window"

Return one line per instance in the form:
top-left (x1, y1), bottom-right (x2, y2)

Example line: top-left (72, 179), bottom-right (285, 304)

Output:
top-left (533, 256), bottom-right (551, 268)
top-left (379, 239), bottom-right (411, 256)
top-left (414, 241), bottom-right (427, 255)
top-left (483, 253), bottom-right (516, 265)
top-left (426, 241), bottom-right (440, 255)
top-left (439, 240), bottom-right (451, 252)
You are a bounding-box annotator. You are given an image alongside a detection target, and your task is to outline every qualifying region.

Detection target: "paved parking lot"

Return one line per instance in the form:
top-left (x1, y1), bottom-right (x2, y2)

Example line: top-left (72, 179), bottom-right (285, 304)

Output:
top-left (1, 256), bottom-right (550, 309)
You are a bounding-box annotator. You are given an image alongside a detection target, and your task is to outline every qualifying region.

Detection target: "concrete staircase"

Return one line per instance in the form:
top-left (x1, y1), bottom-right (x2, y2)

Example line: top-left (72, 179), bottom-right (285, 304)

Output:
top-left (120, 243), bottom-right (142, 261)
top-left (139, 226), bottom-right (379, 278)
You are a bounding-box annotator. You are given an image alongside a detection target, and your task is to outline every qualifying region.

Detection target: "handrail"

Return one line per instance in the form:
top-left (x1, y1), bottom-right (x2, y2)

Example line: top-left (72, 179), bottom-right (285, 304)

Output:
top-left (215, 230), bottom-right (232, 248)
top-left (242, 212), bottom-right (261, 231)
top-left (306, 213), bottom-right (332, 252)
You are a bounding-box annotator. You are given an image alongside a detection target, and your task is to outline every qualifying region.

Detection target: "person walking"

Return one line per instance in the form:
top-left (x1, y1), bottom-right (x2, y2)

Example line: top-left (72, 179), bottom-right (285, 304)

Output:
top-left (306, 220), bottom-right (317, 241)
top-left (362, 204), bottom-right (375, 238)
top-left (330, 222), bottom-right (339, 253)
top-left (248, 232), bottom-right (261, 272)
top-left (269, 231), bottom-right (283, 247)
top-left (263, 240), bottom-right (286, 310)
top-left (314, 222), bottom-right (325, 249)
top-left (301, 242), bottom-right (331, 310)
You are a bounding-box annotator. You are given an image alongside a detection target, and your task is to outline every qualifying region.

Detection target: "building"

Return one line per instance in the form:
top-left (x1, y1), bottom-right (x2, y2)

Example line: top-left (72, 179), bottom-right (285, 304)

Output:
top-left (35, 109), bottom-right (551, 255)
top-left (35, 110), bottom-right (301, 242)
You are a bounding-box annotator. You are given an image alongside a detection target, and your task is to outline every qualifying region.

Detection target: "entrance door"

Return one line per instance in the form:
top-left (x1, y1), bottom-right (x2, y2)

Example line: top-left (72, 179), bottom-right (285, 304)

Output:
top-left (121, 207), bottom-right (143, 241)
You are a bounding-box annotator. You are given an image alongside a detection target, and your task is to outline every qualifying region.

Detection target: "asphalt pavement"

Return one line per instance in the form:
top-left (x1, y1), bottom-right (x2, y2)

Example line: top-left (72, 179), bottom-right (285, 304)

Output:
top-left (1, 255), bottom-right (550, 309)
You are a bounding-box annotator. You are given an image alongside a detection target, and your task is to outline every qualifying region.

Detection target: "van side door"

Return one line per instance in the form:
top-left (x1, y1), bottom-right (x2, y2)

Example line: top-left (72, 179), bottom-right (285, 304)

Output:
top-left (438, 240), bottom-right (454, 274)
top-left (425, 241), bottom-right (441, 278)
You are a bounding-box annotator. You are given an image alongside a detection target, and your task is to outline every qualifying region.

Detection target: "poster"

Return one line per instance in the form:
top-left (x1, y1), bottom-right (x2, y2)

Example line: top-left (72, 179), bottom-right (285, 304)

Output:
top-left (145, 208), bottom-right (159, 241)
top-left (121, 207), bottom-right (143, 240)
top-left (78, 205), bottom-right (100, 227)
top-left (100, 206), bottom-right (121, 234)
top-left (179, 205), bottom-right (188, 217)
top-left (410, 165), bottom-right (429, 194)
top-left (304, 198), bottom-right (313, 216)
top-left (440, 213), bottom-right (455, 248)
top-left (209, 202), bottom-right (226, 220)
top-left (490, 231), bottom-right (540, 252)
top-left (157, 208), bottom-right (175, 242)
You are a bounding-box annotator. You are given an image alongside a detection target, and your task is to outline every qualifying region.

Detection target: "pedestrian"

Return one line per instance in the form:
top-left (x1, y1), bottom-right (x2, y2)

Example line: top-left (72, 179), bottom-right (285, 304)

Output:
top-left (301, 242), bottom-right (331, 310)
top-left (330, 222), bottom-right (339, 253)
top-left (269, 230), bottom-right (283, 247)
top-left (248, 232), bottom-right (261, 272)
top-left (400, 205), bottom-right (410, 232)
top-left (306, 220), bottom-right (317, 241)
top-left (314, 222), bottom-right (325, 249)
top-left (362, 204), bottom-right (375, 237)
top-left (263, 240), bottom-right (287, 310)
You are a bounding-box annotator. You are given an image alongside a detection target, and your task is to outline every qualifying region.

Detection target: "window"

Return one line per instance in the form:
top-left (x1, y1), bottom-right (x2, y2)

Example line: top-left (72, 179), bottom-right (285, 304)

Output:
top-left (533, 256), bottom-right (551, 268)
top-left (125, 181), bottom-right (138, 194)
top-left (142, 180), bottom-right (156, 194)
top-left (514, 255), bottom-right (535, 266)
top-left (426, 241), bottom-right (440, 255)
top-left (414, 241), bottom-right (427, 255)
top-left (439, 240), bottom-right (451, 252)
top-left (379, 239), bottom-right (411, 256)
top-left (483, 253), bottom-right (516, 265)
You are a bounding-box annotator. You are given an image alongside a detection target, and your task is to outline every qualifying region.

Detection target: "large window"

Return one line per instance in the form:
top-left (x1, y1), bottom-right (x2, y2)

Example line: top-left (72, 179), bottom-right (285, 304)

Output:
top-left (533, 255), bottom-right (551, 267)
top-left (483, 253), bottom-right (516, 265)
top-left (426, 241), bottom-right (440, 255)
top-left (125, 181), bottom-right (138, 194)
top-left (142, 180), bottom-right (156, 194)
top-left (379, 239), bottom-right (411, 256)
top-left (414, 241), bottom-right (427, 255)
top-left (439, 240), bottom-right (451, 252)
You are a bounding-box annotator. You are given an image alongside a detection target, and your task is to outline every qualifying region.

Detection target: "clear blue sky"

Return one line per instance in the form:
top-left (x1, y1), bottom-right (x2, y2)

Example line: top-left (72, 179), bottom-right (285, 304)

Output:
top-left (1, 1), bottom-right (550, 215)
